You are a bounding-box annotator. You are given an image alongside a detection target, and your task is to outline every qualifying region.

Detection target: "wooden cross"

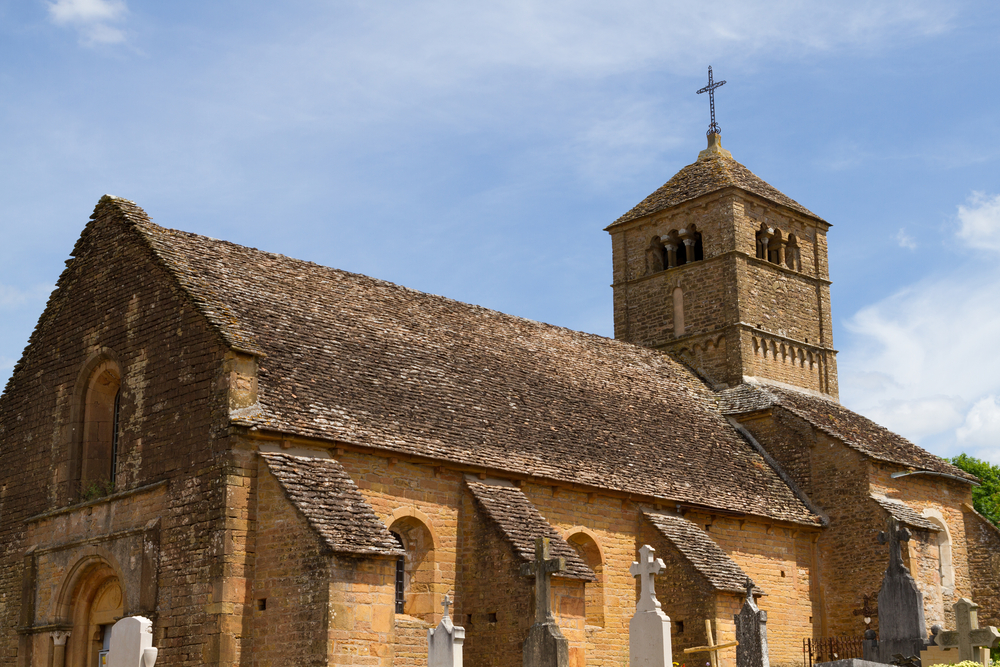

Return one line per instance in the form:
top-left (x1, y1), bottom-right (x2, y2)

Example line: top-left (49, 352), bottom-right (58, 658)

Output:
top-left (629, 545), bottom-right (665, 613)
top-left (878, 517), bottom-right (911, 575)
top-left (934, 598), bottom-right (1000, 662)
top-left (683, 619), bottom-right (738, 667)
top-left (696, 66), bottom-right (727, 136)
top-left (520, 537), bottom-right (567, 624)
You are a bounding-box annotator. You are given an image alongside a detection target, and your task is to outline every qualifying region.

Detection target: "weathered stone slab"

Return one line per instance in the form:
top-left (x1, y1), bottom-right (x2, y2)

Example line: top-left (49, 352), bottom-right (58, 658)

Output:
top-left (107, 616), bottom-right (158, 667)
top-left (734, 578), bottom-right (768, 667)
top-left (815, 659), bottom-right (891, 667)
top-left (428, 594), bottom-right (465, 667)
top-left (875, 518), bottom-right (929, 664)
top-left (629, 545), bottom-right (672, 667)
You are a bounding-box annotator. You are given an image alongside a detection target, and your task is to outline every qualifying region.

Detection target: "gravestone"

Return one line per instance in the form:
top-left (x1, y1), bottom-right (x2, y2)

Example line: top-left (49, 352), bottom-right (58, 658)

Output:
top-left (428, 594), bottom-right (465, 667)
top-left (875, 518), bottom-right (930, 664)
top-left (923, 598), bottom-right (999, 665)
top-left (521, 537), bottom-right (569, 667)
top-left (683, 619), bottom-right (737, 667)
top-left (107, 616), bottom-right (158, 667)
top-left (628, 545), bottom-right (672, 667)
top-left (734, 578), bottom-right (769, 667)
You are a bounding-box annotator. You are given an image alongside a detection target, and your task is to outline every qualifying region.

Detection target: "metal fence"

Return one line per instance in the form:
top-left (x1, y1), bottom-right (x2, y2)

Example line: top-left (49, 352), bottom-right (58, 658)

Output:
top-left (802, 636), bottom-right (866, 667)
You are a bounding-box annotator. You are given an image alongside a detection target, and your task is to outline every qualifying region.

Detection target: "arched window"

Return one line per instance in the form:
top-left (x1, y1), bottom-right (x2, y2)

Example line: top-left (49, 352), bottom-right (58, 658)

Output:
top-left (767, 228), bottom-right (784, 264)
top-left (646, 237), bottom-right (666, 275)
top-left (388, 514), bottom-right (437, 620)
top-left (80, 360), bottom-right (122, 498)
top-left (567, 531), bottom-right (605, 627)
top-left (755, 224), bottom-right (771, 260)
top-left (922, 511), bottom-right (955, 595)
top-left (785, 234), bottom-right (802, 271)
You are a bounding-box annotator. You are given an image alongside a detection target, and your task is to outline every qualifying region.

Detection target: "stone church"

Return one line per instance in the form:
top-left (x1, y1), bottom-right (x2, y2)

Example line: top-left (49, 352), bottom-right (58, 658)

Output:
top-left (1, 132), bottom-right (998, 667)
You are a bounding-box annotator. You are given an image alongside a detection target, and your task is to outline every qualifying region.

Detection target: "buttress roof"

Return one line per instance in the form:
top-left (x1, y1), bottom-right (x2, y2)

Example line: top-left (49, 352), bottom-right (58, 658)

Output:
top-left (607, 143), bottom-right (823, 229)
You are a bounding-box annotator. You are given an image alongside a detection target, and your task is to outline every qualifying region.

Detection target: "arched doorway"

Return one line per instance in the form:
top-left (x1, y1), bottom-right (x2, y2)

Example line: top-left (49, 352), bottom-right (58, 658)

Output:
top-left (57, 557), bottom-right (124, 667)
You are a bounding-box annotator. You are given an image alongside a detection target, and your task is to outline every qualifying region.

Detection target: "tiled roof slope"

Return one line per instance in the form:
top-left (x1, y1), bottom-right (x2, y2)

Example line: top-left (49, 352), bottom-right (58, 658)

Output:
top-left (643, 510), bottom-right (761, 595)
top-left (465, 481), bottom-right (594, 581)
top-left (609, 152), bottom-right (821, 228)
top-left (260, 452), bottom-right (403, 556)
top-left (717, 384), bottom-right (977, 483)
top-left (105, 197), bottom-right (822, 526)
top-left (870, 496), bottom-right (940, 532)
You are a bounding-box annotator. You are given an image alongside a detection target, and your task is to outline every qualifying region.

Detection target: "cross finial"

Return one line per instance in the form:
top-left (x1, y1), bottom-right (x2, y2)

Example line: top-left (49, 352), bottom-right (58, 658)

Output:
top-left (696, 66), bottom-right (727, 137)
top-left (744, 577), bottom-right (755, 604)
top-left (630, 544), bottom-right (666, 612)
top-left (441, 593), bottom-right (452, 619)
top-left (878, 517), bottom-right (912, 575)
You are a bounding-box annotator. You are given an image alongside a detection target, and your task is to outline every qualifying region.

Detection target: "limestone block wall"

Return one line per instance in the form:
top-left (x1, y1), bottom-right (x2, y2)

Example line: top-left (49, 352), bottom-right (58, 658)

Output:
top-left (0, 201), bottom-right (234, 667)
top-left (963, 509), bottom-right (1000, 627)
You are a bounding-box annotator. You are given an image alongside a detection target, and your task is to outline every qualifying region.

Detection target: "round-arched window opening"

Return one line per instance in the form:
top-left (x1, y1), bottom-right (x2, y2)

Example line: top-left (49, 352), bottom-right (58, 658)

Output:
top-left (80, 361), bottom-right (122, 499)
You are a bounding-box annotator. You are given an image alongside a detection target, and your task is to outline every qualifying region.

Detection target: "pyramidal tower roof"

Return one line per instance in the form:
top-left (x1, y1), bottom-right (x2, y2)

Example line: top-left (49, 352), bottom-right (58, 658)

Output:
top-left (607, 134), bottom-right (823, 229)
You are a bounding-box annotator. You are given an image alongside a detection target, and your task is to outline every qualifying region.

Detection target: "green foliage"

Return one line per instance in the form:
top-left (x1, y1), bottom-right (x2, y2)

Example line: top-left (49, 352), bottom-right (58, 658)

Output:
top-left (926, 661), bottom-right (986, 667)
top-left (81, 479), bottom-right (115, 501)
top-left (950, 454), bottom-right (1000, 527)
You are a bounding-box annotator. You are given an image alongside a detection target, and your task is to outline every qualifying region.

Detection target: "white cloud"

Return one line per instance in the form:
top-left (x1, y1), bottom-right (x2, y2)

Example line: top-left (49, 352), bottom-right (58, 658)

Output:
top-left (47, 0), bottom-right (127, 46)
top-left (956, 191), bottom-right (1000, 251)
top-left (0, 284), bottom-right (53, 309)
top-left (895, 228), bottom-right (917, 249)
top-left (840, 191), bottom-right (1000, 465)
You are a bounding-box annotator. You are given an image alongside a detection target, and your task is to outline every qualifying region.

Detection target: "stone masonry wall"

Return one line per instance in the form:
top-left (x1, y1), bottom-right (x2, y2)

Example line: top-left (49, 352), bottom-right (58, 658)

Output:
top-left (963, 509), bottom-right (1000, 628)
top-left (0, 200), bottom-right (234, 667)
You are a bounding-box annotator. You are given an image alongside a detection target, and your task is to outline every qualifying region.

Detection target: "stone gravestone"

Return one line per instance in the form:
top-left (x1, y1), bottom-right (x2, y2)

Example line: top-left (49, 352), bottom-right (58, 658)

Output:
top-left (734, 578), bottom-right (769, 667)
top-left (628, 545), bottom-right (672, 667)
top-left (428, 593), bottom-right (465, 667)
top-left (923, 598), bottom-right (1000, 665)
top-left (521, 537), bottom-right (569, 667)
top-left (874, 517), bottom-right (930, 664)
top-left (107, 616), bottom-right (158, 667)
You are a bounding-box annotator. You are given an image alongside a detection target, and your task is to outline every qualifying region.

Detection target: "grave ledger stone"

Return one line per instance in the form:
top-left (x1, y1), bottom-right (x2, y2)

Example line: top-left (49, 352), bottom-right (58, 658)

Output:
top-left (106, 616), bottom-right (158, 667)
top-left (735, 578), bottom-right (768, 667)
top-left (428, 594), bottom-right (465, 667)
top-left (629, 545), bottom-right (673, 667)
top-left (521, 537), bottom-right (569, 667)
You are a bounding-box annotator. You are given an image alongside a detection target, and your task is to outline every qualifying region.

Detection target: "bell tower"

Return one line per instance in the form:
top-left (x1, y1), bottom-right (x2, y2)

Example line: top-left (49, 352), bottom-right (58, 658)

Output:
top-left (605, 132), bottom-right (838, 399)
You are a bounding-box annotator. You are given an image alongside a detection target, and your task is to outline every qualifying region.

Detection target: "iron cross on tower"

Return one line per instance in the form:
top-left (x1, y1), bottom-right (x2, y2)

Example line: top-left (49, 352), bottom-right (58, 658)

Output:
top-left (697, 66), bottom-right (727, 136)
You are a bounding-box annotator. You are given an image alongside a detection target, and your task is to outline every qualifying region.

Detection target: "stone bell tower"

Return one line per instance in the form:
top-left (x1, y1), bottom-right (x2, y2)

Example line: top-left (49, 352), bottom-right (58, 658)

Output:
top-left (605, 132), bottom-right (838, 399)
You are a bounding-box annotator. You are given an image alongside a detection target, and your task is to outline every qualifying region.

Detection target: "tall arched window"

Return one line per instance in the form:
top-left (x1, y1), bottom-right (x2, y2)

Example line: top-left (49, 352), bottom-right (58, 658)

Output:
top-left (922, 511), bottom-right (955, 595)
top-left (388, 514), bottom-right (437, 620)
top-left (673, 288), bottom-right (685, 337)
top-left (567, 531), bottom-right (605, 627)
top-left (80, 360), bottom-right (122, 498)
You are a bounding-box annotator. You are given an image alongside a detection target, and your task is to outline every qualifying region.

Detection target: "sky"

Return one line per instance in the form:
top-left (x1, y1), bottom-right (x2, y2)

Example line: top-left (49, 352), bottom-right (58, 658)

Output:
top-left (2, 0), bottom-right (1000, 465)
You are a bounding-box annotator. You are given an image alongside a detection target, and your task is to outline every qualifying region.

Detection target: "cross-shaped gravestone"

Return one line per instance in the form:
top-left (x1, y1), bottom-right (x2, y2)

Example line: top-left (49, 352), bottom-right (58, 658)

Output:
top-left (521, 537), bottom-right (569, 667)
top-left (428, 592), bottom-right (464, 667)
top-left (630, 545), bottom-right (664, 613)
top-left (875, 517), bottom-right (928, 663)
top-left (734, 578), bottom-right (769, 667)
top-left (520, 537), bottom-right (567, 624)
top-left (629, 545), bottom-right (673, 667)
top-left (933, 598), bottom-right (1000, 662)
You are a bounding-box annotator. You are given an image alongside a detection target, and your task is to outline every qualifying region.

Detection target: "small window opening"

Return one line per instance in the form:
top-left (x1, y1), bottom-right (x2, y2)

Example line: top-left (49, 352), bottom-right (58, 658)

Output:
top-left (489, 612), bottom-right (498, 623)
top-left (391, 531), bottom-right (405, 614)
top-left (110, 389), bottom-right (121, 487)
top-left (256, 598), bottom-right (267, 611)
top-left (676, 620), bottom-right (685, 634)
top-left (780, 570), bottom-right (786, 578)
top-left (467, 614), bottom-right (474, 627)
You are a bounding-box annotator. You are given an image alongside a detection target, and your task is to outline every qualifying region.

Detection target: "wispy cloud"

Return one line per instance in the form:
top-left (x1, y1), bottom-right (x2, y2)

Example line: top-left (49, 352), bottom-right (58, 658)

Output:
top-left (840, 191), bottom-right (1000, 464)
top-left (895, 228), bottom-right (917, 249)
top-left (0, 284), bottom-right (53, 309)
top-left (47, 0), bottom-right (127, 46)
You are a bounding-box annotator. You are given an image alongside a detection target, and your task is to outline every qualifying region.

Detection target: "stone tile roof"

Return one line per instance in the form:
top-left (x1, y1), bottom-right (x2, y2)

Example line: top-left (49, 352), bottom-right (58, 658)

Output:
top-left (260, 452), bottom-right (403, 557)
top-left (643, 510), bottom-right (761, 595)
top-left (870, 496), bottom-right (941, 532)
top-left (465, 481), bottom-right (595, 581)
top-left (717, 384), bottom-right (977, 483)
top-left (608, 152), bottom-right (822, 229)
top-left (102, 196), bottom-right (822, 526)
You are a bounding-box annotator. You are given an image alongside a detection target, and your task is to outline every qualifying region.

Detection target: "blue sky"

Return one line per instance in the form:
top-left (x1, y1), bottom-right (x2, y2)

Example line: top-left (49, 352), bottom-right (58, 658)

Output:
top-left (2, 0), bottom-right (1000, 464)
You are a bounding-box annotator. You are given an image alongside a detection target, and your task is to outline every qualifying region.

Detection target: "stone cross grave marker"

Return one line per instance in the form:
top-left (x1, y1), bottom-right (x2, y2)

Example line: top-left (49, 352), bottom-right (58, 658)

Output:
top-left (875, 517), bottom-right (928, 664)
top-left (734, 578), bottom-right (768, 667)
top-left (520, 537), bottom-right (569, 667)
top-left (629, 545), bottom-right (673, 667)
top-left (107, 616), bottom-right (158, 667)
top-left (933, 598), bottom-right (1000, 663)
top-left (428, 593), bottom-right (465, 667)
top-left (684, 619), bottom-right (738, 667)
